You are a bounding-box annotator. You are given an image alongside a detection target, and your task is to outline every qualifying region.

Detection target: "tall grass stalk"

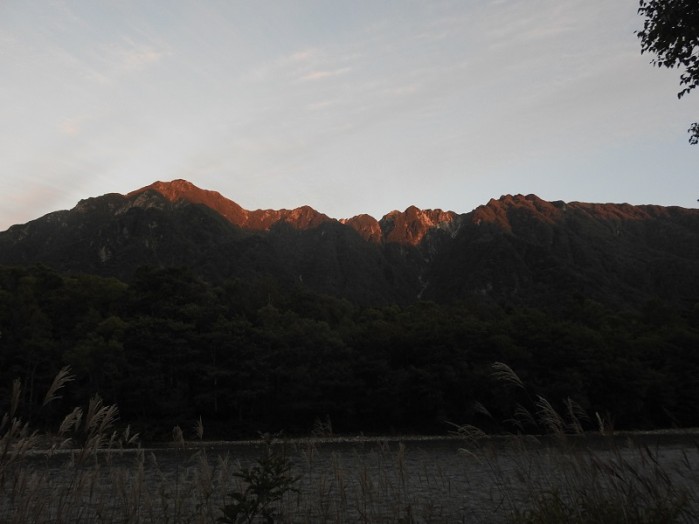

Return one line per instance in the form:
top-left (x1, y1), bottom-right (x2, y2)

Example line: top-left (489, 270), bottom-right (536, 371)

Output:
top-left (458, 361), bottom-right (699, 523)
top-left (1, 367), bottom-right (698, 522)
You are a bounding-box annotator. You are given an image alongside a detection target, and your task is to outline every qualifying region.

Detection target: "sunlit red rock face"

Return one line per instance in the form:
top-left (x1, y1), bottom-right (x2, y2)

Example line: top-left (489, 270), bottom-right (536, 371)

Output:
top-left (379, 206), bottom-right (459, 245)
top-left (340, 214), bottom-right (383, 243)
top-left (471, 194), bottom-right (561, 232)
top-left (128, 180), bottom-right (245, 221)
top-left (470, 193), bottom-right (686, 229)
top-left (130, 180), bottom-right (458, 246)
top-left (129, 180), bottom-right (332, 231)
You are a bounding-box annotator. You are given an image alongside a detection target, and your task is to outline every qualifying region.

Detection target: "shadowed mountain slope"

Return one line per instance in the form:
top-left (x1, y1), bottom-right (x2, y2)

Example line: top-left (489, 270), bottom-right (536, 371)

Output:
top-left (1, 181), bottom-right (697, 308)
top-left (423, 194), bottom-right (699, 307)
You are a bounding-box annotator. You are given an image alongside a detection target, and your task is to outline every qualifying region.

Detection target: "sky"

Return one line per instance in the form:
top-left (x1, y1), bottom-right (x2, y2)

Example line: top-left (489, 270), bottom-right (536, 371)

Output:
top-left (1, 0), bottom-right (697, 231)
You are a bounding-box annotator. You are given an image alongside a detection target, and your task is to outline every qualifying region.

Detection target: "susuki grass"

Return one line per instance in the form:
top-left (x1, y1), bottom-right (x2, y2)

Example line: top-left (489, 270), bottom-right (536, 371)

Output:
top-left (1, 366), bottom-right (698, 523)
top-left (459, 362), bottom-right (699, 524)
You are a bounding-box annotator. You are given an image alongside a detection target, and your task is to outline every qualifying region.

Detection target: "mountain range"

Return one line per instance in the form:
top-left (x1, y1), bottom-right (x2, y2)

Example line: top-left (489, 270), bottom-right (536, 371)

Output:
top-left (2, 179), bottom-right (698, 308)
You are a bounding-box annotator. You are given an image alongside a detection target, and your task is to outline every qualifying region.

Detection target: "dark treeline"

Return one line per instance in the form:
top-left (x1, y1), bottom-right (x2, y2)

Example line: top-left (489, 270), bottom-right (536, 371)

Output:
top-left (0, 264), bottom-right (698, 440)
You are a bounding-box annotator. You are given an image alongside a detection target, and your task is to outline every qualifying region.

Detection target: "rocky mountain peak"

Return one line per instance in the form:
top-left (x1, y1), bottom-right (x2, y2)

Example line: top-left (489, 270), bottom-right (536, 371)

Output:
top-left (469, 193), bottom-right (687, 233)
top-left (340, 214), bottom-right (383, 242)
top-left (279, 205), bottom-right (331, 229)
top-left (129, 179), bottom-right (199, 201)
top-left (470, 194), bottom-right (568, 231)
top-left (127, 179), bottom-right (248, 225)
top-left (379, 206), bottom-right (458, 245)
top-left (124, 180), bottom-right (457, 244)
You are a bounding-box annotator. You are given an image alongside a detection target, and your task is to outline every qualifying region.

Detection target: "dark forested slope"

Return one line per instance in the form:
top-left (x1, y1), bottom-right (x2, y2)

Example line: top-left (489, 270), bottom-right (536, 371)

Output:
top-left (0, 265), bottom-right (697, 439)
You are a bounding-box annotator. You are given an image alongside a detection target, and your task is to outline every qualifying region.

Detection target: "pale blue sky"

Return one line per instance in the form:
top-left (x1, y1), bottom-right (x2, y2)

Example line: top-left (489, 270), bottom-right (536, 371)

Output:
top-left (1, 0), bottom-right (696, 230)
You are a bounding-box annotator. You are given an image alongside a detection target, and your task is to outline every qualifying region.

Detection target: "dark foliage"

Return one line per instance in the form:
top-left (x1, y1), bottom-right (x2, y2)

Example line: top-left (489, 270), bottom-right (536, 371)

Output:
top-left (638, 0), bottom-right (699, 143)
top-left (1, 264), bottom-right (698, 439)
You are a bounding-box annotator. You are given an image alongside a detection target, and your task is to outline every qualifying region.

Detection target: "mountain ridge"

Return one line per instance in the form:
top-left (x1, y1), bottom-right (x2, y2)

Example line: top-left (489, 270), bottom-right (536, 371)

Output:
top-left (125, 179), bottom-right (459, 244)
top-left (1, 179), bottom-right (698, 308)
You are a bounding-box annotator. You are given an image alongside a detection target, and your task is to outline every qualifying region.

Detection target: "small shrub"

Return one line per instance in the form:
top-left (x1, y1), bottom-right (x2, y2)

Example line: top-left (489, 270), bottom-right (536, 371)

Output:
top-left (219, 436), bottom-right (300, 523)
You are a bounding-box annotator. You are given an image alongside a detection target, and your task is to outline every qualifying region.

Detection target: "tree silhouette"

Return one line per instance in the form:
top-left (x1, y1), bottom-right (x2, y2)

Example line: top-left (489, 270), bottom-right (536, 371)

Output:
top-left (637, 0), bottom-right (699, 144)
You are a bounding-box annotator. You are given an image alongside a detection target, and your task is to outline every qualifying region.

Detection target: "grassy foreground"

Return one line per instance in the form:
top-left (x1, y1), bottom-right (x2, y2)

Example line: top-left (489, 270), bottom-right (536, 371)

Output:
top-left (1, 367), bottom-right (698, 523)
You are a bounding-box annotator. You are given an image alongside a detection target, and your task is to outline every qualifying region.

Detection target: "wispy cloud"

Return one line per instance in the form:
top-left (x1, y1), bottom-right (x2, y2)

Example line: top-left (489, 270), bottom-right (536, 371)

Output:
top-left (298, 67), bottom-right (351, 82)
top-left (119, 45), bottom-right (164, 71)
top-left (86, 38), bottom-right (168, 84)
top-left (289, 49), bottom-right (316, 62)
top-left (306, 99), bottom-right (340, 111)
top-left (383, 84), bottom-right (419, 96)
